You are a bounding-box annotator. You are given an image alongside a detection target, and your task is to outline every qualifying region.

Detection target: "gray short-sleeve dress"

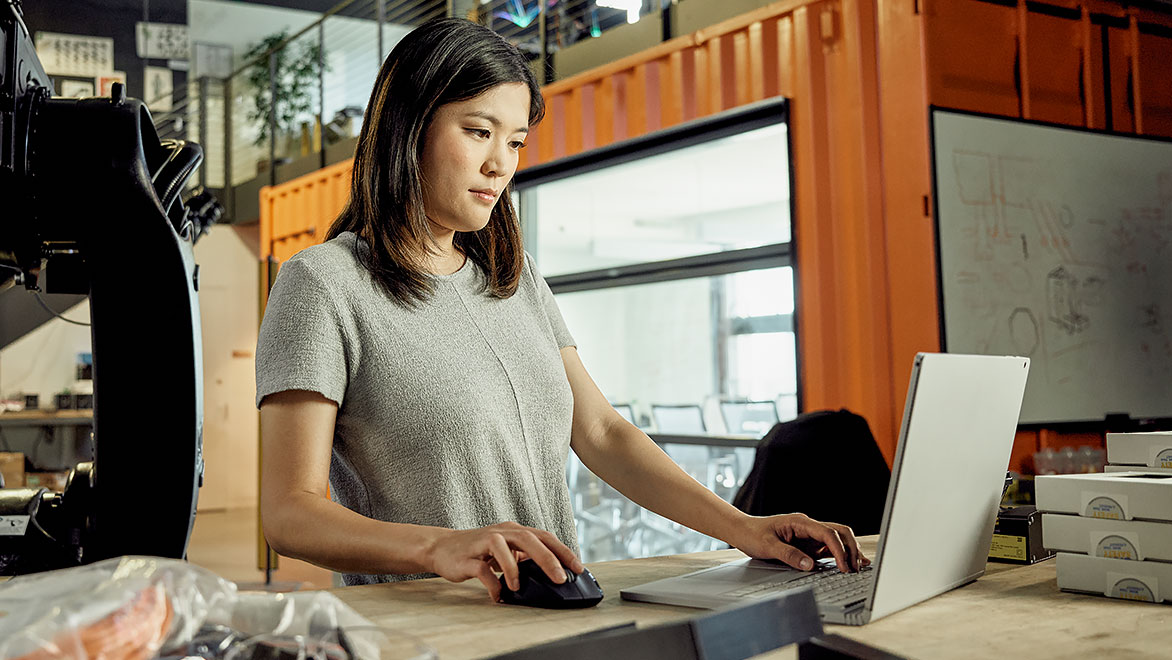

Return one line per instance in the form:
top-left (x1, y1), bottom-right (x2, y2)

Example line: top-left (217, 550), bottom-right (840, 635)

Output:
top-left (255, 231), bottom-right (579, 585)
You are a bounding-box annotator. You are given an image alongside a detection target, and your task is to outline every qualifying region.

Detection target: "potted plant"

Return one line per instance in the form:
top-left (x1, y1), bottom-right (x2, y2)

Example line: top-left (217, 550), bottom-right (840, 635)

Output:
top-left (244, 30), bottom-right (330, 157)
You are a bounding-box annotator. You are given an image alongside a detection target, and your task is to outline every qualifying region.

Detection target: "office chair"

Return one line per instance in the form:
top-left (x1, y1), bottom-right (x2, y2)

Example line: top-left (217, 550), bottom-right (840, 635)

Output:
top-left (719, 400), bottom-right (781, 436)
top-left (733, 409), bottom-right (891, 535)
top-left (650, 404), bottom-right (707, 434)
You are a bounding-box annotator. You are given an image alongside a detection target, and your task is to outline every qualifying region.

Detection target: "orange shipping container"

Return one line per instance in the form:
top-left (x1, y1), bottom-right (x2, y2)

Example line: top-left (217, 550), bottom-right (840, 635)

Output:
top-left (259, 0), bottom-right (1172, 468)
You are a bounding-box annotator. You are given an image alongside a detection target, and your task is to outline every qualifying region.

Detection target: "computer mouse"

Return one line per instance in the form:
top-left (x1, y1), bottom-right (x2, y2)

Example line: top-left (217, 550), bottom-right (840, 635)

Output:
top-left (498, 558), bottom-right (604, 609)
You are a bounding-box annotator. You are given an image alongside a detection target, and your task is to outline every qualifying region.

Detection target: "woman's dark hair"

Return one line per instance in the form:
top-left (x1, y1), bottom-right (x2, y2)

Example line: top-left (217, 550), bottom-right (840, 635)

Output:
top-left (327, 18), bottom-right (545, 306)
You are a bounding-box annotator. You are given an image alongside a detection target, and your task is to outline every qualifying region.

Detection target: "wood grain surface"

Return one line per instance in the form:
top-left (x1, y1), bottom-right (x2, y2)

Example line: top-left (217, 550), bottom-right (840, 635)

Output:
top-left (329, 536), bottom-right (1172, 659)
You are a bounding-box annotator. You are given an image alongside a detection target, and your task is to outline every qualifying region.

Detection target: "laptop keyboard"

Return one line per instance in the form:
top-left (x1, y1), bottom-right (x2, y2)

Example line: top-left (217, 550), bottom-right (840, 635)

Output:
top-left (725, 565), bottom-right (875, 607)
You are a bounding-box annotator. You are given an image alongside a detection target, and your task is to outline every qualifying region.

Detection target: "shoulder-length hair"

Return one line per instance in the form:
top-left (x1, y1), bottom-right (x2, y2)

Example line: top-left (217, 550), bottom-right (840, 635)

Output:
top-left (327, 18), bottom-right (545, 306)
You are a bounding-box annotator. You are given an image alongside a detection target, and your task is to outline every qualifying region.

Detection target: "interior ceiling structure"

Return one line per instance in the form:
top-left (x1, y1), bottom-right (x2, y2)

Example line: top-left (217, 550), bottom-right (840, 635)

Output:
top-left (210, 0), bottom-right (446, 23)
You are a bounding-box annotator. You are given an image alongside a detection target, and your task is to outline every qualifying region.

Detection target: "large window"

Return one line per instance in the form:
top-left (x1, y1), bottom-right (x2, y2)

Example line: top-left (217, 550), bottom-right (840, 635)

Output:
top-left (529, 122), bottom-right (791, 276)
top-left (517, 100), bottom-right (798, 561)
top-left (554, 267), bottom-right (797, 428)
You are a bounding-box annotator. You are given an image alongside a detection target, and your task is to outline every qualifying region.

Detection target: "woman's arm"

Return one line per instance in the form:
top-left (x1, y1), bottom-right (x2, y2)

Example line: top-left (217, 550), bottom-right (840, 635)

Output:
top-left (259, 389), bottom-right (582, 598)
top-left (560, 348), bottom-right (867, 572)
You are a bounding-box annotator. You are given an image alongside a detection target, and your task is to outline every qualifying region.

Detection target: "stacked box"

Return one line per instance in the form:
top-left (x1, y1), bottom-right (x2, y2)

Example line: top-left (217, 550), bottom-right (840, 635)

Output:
top-left (1036, 471), bottom-right (1172, 604)
top-left (0, 452), bottom-right (24, 488)
top-left (1105, 465), bottom-right (1172, 474)
top-left (1106, 431), bottom-right (1172, 471)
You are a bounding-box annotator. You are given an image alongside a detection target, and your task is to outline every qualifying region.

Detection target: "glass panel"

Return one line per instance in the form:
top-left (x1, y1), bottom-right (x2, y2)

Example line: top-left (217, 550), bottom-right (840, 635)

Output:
top-left (566, 445), bottom-right (757, 562)
top-left (321, 15), bottom-right (378, 149)
top-left (727, 332), bottom-right (797, 403)
top-left (528, 122), bottom-right (790, 276)
top-left (555, 267), bottom-right (798, 433)
top-left (188, 78), bottom-right (226, 189)
top-left (322, 13), bottom-right (414, 143)
top-left (208, 4), bottom-right (320, 187)
top-left (726, 267), bottom-right (793, 317)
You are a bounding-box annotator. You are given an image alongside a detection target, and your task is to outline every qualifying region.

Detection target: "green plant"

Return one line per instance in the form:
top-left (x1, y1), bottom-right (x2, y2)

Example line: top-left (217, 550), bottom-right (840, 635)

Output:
top-left (244, 30), bottom-right (330, 147)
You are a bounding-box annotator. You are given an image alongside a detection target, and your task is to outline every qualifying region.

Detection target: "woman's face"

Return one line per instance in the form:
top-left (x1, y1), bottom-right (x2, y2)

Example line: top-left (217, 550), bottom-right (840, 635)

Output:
top-left (419, 82), bottom-right (531, 236)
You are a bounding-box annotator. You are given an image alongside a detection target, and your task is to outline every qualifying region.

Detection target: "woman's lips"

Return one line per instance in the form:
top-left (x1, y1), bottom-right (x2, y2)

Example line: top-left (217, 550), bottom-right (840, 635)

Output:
top-left (470, 189), bottom-right (496, 203)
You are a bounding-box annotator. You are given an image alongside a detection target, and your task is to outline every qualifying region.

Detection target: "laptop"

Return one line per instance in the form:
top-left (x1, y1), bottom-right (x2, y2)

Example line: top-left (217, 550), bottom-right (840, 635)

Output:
top-left (620, 353), bottom-right (1030, 625)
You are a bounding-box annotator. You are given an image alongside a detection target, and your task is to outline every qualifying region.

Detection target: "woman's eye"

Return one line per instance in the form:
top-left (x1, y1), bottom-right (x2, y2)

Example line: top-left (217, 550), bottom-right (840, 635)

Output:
top-left (467, 128), bottom-right (490, 139)
top-left (509, 141), bottom-right (526, 150)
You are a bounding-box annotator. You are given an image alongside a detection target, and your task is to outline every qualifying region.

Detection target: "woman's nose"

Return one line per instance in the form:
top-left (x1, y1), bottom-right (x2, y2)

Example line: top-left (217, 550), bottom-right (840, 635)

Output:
top-left (482, 142), bottom-right (508, 177)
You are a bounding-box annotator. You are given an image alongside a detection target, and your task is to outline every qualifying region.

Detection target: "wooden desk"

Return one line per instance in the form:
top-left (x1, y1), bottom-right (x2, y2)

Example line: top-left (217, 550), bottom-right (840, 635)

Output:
top-left (329, 537), bottom-right (1172, 659)
top-left (0, 409), bottom-right (93, 427)
top-left (0, 410), bottom-right (93, 474)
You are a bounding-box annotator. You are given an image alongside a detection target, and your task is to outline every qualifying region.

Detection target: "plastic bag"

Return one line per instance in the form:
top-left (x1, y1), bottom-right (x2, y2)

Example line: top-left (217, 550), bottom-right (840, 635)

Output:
top-left (164, 592), bottom-right (404, 660)
top-left (207, 591), bottom-right (374, 638)
top-left (0, 556), bottom-right (236, 660)
top-left (0, 557), bottom-right (410, 659)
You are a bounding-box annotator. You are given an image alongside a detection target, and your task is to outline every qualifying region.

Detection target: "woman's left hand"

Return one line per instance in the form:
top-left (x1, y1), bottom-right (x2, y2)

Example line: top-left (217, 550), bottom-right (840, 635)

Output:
top-left (729, 513), bottom-right (870, 573)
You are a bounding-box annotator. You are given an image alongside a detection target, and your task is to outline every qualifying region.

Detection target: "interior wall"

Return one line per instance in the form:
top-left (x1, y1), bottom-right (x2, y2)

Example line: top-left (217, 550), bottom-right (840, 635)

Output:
top-left (189, 0), bottom-right (412, 188)
top-left (20, 0), bottom-right (187, 109)
top-left (0, 301), bottom-right (92, 404)
top-left (193, 225), bottom-right (261, 510)
top-left (914, 0), bottom-right (1172, 468)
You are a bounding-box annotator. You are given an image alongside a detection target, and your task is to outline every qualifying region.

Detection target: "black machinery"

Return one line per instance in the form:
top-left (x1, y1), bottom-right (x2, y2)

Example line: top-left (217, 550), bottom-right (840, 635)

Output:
top-left (0, 0), bottom-right (216, 573)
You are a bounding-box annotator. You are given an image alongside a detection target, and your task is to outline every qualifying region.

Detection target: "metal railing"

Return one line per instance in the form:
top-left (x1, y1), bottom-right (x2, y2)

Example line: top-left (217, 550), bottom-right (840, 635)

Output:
top-left (143, 0), bottom-right (665, 223)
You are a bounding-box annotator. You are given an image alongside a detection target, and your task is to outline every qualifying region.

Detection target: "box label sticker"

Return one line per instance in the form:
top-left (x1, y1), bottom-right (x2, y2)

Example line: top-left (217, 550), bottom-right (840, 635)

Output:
top-left (1107, 571), bottom-right (1159, 602)
top-left (989, 534), bottom-right (1027, 561)
top-left (1153, 448), bottom-right (1172, 469)
top-left (1095, 535), bottom-right (1139, 560)
top-left (0, 515), bottom-right (29, 536)
top-left (1111, 578), bottom-right (1156, 602)
top-left (1083, 495), bottom-right (1126, 520)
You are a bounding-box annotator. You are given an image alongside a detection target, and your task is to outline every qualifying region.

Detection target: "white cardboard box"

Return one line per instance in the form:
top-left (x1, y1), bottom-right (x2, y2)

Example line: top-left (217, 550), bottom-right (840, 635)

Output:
top-left (1042, 513), bottom-right (1172, 562)
top-left (1106, 465), bottom-right (1172, 475)
top-left (1035, 472), bottom-right (1172, 521)
top-left (1106, 431), bottom-right (1172, 468)
top-left (1056, 552), bottom-right (1172, 604)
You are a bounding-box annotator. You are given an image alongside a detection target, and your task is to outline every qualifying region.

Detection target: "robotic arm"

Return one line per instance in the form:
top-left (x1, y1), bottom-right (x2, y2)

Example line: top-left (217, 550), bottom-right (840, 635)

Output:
top-left (0, 0), bottom-right (213, 573)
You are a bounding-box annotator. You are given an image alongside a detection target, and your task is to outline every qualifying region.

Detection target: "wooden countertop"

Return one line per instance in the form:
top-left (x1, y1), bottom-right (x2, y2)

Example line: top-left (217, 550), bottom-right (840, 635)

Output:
top-left (328, 537), bottom-right (1172, 659)
top-left (0, 409), bottom-right (93, 426)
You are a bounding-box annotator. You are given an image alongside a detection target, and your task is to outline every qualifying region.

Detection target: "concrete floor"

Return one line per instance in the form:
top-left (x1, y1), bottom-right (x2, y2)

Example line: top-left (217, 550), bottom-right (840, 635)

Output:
top-left (187, 507), bottom-right (334, 591)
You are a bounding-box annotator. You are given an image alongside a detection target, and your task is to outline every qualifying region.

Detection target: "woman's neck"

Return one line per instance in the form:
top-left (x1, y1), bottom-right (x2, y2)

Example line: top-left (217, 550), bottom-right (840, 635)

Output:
top-left (357, 224), bottom-right (465, 275)
top-left (421, 231), bottom-right (465, 275)
top-left (417, 219), bottom-right (461, 274)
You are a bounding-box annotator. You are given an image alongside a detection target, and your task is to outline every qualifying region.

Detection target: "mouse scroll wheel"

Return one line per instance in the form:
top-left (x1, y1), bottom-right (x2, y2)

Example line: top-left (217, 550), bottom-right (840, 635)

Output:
top-left (564, 569), bottom-right (576, 583)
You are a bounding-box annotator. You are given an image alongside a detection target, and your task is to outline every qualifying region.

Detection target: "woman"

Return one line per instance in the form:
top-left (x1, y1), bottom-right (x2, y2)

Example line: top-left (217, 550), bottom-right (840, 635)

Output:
top-left (256, 17), bottom-right (866, 599)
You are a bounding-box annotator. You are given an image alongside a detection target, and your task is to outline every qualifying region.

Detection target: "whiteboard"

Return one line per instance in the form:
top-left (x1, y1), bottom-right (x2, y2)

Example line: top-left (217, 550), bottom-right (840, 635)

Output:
top-left (932, 109), bottom-right (1172, 424)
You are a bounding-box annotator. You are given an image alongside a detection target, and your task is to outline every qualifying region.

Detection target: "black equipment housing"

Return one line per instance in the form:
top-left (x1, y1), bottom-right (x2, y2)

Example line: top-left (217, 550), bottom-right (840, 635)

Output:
top-left (1, 0), bottom-right (206, 573)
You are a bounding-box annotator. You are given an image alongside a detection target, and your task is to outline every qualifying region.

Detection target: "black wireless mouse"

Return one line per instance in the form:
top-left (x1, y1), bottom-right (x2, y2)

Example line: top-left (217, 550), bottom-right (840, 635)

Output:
top-left (498, 558), bottom-right (604, 609)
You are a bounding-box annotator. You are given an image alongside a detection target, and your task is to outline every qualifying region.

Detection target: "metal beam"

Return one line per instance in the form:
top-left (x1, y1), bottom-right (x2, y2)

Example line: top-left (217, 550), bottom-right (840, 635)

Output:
top-left (546, 243), bottom-right (792, 295)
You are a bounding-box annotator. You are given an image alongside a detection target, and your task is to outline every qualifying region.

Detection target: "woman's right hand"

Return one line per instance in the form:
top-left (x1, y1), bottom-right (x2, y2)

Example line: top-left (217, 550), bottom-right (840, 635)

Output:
top-left (425, 521), bottom-right (583, 602)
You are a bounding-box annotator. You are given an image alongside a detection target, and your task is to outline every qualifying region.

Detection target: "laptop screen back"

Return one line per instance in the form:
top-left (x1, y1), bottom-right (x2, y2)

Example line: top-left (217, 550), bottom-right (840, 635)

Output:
top-left (868, 353), bottom-right (1029, 621)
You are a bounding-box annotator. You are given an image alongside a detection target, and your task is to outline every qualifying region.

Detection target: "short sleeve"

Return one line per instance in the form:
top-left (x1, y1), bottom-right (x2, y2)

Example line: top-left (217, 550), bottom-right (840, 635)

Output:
top-left (525, 252), bottom-right (576, 349)
top-left (255, 259), bottom-right (349, 408)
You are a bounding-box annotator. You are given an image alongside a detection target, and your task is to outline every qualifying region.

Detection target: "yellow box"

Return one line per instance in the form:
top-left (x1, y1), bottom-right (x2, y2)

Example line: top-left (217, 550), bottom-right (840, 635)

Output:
top-left (0, 452), bottom-right (24, 488)
top-left (25, 470), bottom-right (69, 492)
